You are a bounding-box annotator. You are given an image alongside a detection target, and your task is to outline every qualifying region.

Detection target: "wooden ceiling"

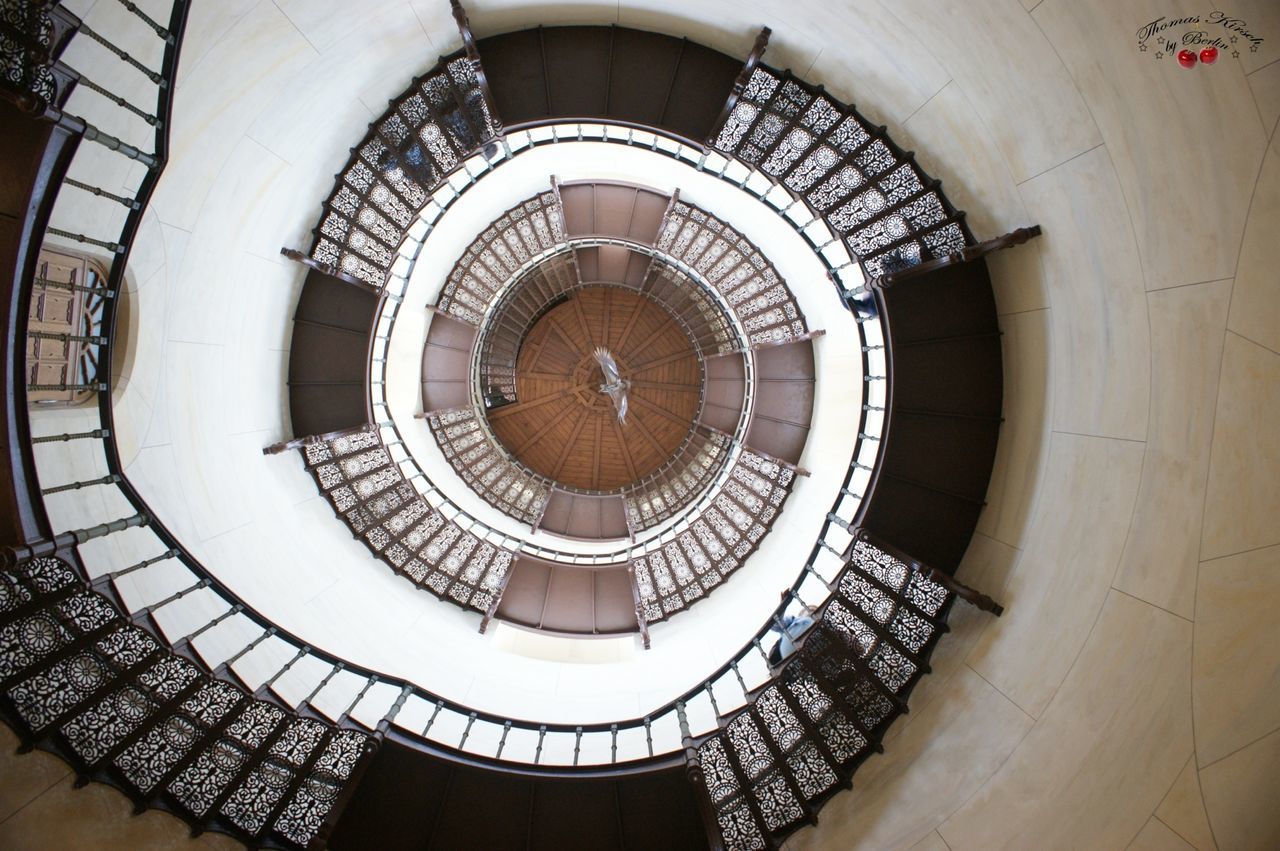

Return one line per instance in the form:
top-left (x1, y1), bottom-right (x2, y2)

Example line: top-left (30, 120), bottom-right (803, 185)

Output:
top-left (489, 286), bottom-right (700, 491)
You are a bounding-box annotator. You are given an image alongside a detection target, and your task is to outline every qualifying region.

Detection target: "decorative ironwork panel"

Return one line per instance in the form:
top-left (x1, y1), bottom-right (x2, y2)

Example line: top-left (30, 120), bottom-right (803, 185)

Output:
top-left (630, 449), bottom-right (793, 623)
top-left (0, 562), bottom-right (373, 847)
top-left (8, 621), bottom-right (157, 733)
top-left (61, 654), bottom-right (199, 763)
top-left (707, 63), bottom-right (974, 277)
top-left (0, 0), bottom-right (57, 109)
top-left (273, 729), bottom-right (369, 846)
top-left (302, 427), bottom-right (515, 612)
top-left (169, 699), bottom-right (285, 818)
top-left (438, 192), bottom-right (565, 324)
top-left (221, 755), bottom-right (296, 834)
top-left (309, 51), bottom-right (501, 286)
top-left (114, 680), bottom-right (242, 794)
top-left (655, 202), bottom-right (807, 346)
top-left (624, 429), bottom-right (731, 534)
top-left (427, 407), bottom-right (549, 527)
top-left (716, 799), bottom-right (768, 851)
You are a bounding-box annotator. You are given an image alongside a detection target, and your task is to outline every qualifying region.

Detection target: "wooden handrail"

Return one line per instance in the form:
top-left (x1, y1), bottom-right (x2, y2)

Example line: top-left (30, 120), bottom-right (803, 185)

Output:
top-left (869, 225), bottom-right (1042, 290)
top-left (707, 26), bottom-right (771, 149)
top-left (262, 422), bottom-right (374, 456)
top-left (450, 0), bottom-right (505, 135)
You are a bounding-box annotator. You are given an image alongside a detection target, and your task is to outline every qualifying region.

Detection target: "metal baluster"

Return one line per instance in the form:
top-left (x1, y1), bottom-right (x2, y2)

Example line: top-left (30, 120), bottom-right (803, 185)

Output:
top-left (114, 0), bottom-right (174, 42)
top-left (336, 675), bottom-right (377, 726)
top-left (45, 227), bottom-right (125, 253)
top-left (28, 329), bottom-right (108, 345)
top-left (47, 109), bottom-right (158, 168)
top-left (31, 276), bottom-right (115, 296)
top-left (534, 725), bottom-right (546, 764)
top-left (58, 64), bottom-right (159, 124)
top-left (90, 548), bottom-right (177, 591)
top-left (459, 713), bottom-right (477, 749)
top-left (827, 512), bottom-right (855, 533)
top-left (62, 177), bottom-right (141, 209)
top-left (644, 716), bottom-right (653, 757)
top-left (573, 727), bottom-right (582, 766)
top-left (254, 644), bottom-right (310, 698)
top-left (816, 538), bottom-right (846, 560)
top-left (131, 577), bottom-right (209, 624)
top-left (423, 700), bottom-right (443, 736)
top-left (752, 637), bottom-right (771, 666)
top-left (211, 627), bottom-right (276, 678)
top-left (731, 660), bottom-right (748, 694)
top-left (2, 512), bottom-right (149, 564)
top-left (297, 663), bottom-right (344, 714)
top-left (495, 720), bottom-right (511, 758)
top-left (377, 684), bottom-right (413, 735)
top-left (75, 23), bottom-right (164, 84)
top-left (171, 604), bottom-right (243, 654)
top-left (41, 473), bottom-right (120, 495)
top-left (610, 724), bottom-right (618, 764)
top-left (27, 381), bottom-right (107, 393)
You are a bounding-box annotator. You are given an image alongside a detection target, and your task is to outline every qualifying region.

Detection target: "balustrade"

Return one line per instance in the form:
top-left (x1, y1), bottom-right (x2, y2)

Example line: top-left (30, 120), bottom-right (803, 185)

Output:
top-left (0, 7), bottom-right (1016, 849)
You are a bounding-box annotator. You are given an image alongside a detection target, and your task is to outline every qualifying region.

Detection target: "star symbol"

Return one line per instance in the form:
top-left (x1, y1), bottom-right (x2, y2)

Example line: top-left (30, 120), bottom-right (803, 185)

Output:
top-left (1229, 36), bottom-right (1238, 44)
top-left (1232, 49), bottom-right (1241, 58)
top-left (1156, 51), bottom-right (1164, 59)
top-left (1139, 43), bottom-right (1148, 52)
top-left (1250, 44), bottom-right (1258, 52)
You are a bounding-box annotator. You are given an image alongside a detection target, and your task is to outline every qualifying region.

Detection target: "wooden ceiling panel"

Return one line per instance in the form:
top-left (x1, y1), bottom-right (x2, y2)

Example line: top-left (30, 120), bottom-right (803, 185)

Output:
top-left (489, 287), bottom-right (699, 491)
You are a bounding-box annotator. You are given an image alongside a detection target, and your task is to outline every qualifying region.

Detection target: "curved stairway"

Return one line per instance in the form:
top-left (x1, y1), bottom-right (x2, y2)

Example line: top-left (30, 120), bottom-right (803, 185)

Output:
top-left (692, 534), bottom-right (956, 849)
top-left (0, 4), bottom-right (1030, 849)
top-left (0, 555), bottom-right (372, 848)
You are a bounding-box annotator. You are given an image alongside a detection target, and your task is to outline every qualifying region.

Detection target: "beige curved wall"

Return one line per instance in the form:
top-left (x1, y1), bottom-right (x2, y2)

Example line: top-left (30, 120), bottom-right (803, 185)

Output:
top-left (5, 0), bottom-right (1280, 848)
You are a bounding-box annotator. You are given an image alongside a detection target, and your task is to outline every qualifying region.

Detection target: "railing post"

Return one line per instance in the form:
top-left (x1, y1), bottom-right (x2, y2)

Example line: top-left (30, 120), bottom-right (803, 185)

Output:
top-left (478, 561), bottom-right (514, 634)
top-left (918, 564), bottom-right (1004, 616)
top-left (40, 473), bottom-right (120, 495)
top-left (627, 563), bottom-right (651, 649)
top-left (869, 225), bottom-right (1042, 290)
top-left (706, 27), bottom-right (771, 150)
top-left (678, 702), bottom-right (726, 851)
top-left (263, 422), bottom-right (374, 456)
top-left (45, 108), bottom-right (158, 168)
top-left (1, 512), bottom-right (149, 565)
top-left (449, 0), bottom-right (504, 135)
top-left (29, 427), bottom-right (108, 440)
top-left (115, 0), bottom-right (175, 43)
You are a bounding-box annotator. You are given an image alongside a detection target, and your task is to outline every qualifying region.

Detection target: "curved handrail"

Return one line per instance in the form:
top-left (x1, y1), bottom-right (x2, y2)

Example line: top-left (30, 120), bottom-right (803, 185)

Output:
top-left (11, 135), bottom-right (880, 775)
top-left (374, 121), bottom-right (848, 567)
top-left (5, 25), bottom-right (958, 778)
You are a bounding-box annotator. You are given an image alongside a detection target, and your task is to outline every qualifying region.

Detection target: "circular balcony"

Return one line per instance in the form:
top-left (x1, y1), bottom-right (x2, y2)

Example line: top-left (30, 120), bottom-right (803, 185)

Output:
top-left (1, 7), bottom-right (1027, 850)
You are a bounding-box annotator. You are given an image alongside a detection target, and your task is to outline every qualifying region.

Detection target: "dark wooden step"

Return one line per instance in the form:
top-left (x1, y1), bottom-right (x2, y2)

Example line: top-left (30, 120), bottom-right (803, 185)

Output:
top-left (478, 26), bottom-right (741, 144)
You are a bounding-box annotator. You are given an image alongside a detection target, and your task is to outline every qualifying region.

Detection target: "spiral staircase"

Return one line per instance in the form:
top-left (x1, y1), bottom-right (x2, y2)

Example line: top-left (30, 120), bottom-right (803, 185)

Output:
top-left (0, 2), bottom-right (1037, 848)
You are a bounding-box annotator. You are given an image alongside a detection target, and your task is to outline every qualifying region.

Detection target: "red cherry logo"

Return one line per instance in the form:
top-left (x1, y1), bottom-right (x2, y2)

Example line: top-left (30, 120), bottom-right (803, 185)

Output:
top-left (1177, 49), bottom-right (1198, 68)
top-left (1200, 46), bottom-right (1218, 65)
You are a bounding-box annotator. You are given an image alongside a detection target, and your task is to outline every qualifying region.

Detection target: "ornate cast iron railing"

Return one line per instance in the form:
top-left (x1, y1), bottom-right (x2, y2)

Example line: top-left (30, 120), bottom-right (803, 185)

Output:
top-left (1, 9), bottom-right (1015, 850)
top-left (708, 62), bottom-right (973, 280)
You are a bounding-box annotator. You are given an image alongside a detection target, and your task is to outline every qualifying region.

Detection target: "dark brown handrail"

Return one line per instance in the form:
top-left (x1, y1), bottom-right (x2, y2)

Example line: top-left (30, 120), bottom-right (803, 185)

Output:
top-left (869, 225), bottom-right (1042, 290)
top-left (2, 15), bottom-right (997, 786)
top-left (707, 26), bottom-right (771, 153)
top-left (450, 0), bottom-right (504, 134)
